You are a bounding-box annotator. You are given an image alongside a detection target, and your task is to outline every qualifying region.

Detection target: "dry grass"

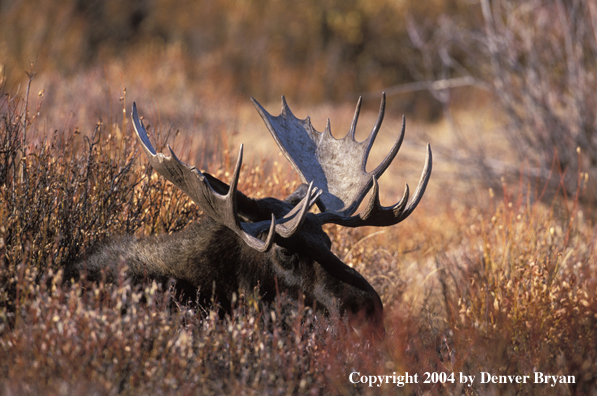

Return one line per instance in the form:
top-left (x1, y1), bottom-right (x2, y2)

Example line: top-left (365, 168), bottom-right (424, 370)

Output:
top-left (1, 68), bottom-right (596, 395)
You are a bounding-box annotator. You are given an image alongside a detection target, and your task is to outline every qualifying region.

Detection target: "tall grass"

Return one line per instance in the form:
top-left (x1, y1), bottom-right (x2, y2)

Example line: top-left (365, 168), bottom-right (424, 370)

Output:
top-left (1, 84), bottom-right (596, 395)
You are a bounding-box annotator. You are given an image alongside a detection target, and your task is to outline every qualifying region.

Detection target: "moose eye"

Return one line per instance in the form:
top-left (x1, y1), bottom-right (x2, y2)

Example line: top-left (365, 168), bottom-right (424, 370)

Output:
top-left (276, 247), bottom-right (298, 268)
top-left (279, 248), bottom-right (294, 257)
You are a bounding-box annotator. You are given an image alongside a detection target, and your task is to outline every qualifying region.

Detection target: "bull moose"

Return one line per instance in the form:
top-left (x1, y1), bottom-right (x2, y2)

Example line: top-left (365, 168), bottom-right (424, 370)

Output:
top-left (67, 94), bottom-right (432, 335)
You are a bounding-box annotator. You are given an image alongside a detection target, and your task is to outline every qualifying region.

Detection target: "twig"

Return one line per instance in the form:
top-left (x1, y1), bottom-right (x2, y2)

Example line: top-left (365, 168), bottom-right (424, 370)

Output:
top-left (354, 76), bottom-right (486, 100)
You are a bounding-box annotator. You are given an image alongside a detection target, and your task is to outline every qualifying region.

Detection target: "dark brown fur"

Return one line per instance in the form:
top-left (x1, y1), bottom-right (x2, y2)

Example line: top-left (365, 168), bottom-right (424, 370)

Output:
top-left (67, 185), bottom-right (384, 333)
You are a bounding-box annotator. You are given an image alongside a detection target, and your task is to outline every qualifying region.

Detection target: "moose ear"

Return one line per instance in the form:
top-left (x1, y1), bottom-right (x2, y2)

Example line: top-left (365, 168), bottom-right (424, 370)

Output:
top-left (284, 183), bottom-right (310, 205)
top-left (204, 172), bottom-right (315, 223)
top-left (202, 172), bottom-right (264, 220)
top-left (203, 172), bottom-right (290, 222)
top-left (202, 172), bottom-right (235, 195)
top-left (285, 183), bottom-right (326, 212)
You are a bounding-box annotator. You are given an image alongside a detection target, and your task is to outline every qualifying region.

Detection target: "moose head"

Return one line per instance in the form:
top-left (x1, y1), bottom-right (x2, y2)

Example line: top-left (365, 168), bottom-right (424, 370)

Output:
top-left (70, 94), bottom-right (431, 337)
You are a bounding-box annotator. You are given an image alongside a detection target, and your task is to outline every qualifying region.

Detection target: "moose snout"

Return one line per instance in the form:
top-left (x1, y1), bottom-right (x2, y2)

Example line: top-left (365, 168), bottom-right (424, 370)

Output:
top-left (340, 288), bottom-right (385, 339)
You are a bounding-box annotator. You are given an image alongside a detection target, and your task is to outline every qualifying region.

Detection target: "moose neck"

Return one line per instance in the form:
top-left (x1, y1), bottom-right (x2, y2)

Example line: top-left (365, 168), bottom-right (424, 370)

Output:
top-left (163, 219), bottom-right (275, 310)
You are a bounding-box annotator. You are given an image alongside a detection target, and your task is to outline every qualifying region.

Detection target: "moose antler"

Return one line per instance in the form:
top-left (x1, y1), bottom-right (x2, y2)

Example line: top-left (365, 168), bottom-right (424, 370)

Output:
top-left (132, 103), bottom-right (320, 252)
top-left (252, 93), bottom-right (432, 227)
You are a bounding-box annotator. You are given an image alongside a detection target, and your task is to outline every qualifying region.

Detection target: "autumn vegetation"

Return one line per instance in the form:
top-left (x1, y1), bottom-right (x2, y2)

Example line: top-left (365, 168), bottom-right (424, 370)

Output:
top-left (1, 0), bottom-right (596, 394)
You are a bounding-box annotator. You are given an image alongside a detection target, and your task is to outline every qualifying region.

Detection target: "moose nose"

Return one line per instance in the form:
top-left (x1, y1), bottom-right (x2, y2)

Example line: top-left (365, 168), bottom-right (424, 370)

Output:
top-left (341, 291), bottom-right (385, 339)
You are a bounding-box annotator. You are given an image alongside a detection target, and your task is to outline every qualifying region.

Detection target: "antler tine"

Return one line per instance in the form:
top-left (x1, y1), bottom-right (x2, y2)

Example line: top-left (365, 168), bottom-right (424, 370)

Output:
top-left (275, 182), bottom-right (319, 238)
top-left (348, 96), bottom-right (362, 141)
top-left (132, 103), bottom-right (276, 252)
top-left (227, 144), bottom-right (276, 251)
top-left (369, 99), bottom-right (406, 183)
top-left (396, 143), bottom-right (433, 221)
top-left (320, 143), bottom-right (432, 227)
top-left (360, 92), bottom-right (386, 169)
